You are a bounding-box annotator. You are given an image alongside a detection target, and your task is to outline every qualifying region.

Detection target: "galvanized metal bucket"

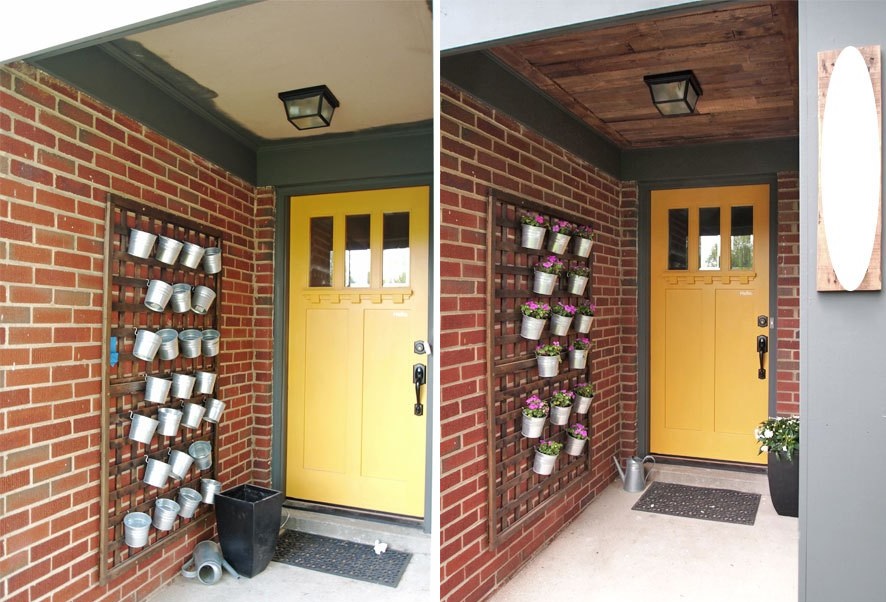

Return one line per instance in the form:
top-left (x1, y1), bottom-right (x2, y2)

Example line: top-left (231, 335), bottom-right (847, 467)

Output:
top-left (143, 457), bottom-right (172, 487)
top-left (128, 411), bottom-right (159, 444)
top-left (201, 329), bottom-right (220, 357)
top-left (144, 279), bottom-right (173, 312)
top-left (574, 314), bottom-right (593, 334)
top-left (156, 407), bottom-right (183, 436)
top-left (520, 315), bottom-right (546, 340)
top-left (127, 228), bottom-right (157, 259)
top-left (171, 372), bottom-right (196, 399)
top-left (133, 329), bottom-right (161, 362)
top-left (178, 329), bottom-right (202, 358)
top-left (168, 449), bottom-right (195, 479)
top-left (170, 283), bottom-right (193, 313)
top-left (550, 314), bottom-right (573, 336)
top-left (155, 235), bottom-right (184, 265)
top-left (521, 223), bottom-right (546, 250)
top-left (191, 286), bottom-right (216, 315)
top-left (189, 440), bottom-right (212, 470)
top-left (144, 375), bottom-right (172, 404)
top-left (123, 511), bottom-right (152, 547)
top-left (533, 450), bottom-right (558, 475)
top-left (532, 271), bottom-right (557, 295)
top-left (194, 371), bottom-right (217, 395)
top-left (547, 232), bottom-right (570, 255)
top-left (181, 402), bottom-right (206, 429)
top-left (177, 487), bottom-right (203, 518)
top-left (536, 355), bottom-right (560, 378)
top-left (200, 478), bottom-right (222, 505)
top-left (203, 398), bottom-right (225, 424)
top-left (202, 247), bottom-right (222, 274)
top-left (179, 242), bottom-right (205, 269)
top-left (152, 497), bottom-right (181, 531)
top-left (157, 328), bottom-right (180, 361)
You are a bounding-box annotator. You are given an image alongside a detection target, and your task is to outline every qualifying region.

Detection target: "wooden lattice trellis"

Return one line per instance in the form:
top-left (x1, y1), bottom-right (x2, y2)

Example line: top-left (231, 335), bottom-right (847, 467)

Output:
top-left (486, 189), bottom-right (594, 548)
top-left (100, 193), bottom-right (222, 579)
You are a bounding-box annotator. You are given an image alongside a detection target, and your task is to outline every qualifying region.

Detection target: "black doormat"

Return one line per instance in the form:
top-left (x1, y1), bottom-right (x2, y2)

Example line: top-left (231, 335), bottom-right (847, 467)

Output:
top-left (632, 481), bottom-right (761, 525)
top-left (272, 530), bottom-right (412, 588)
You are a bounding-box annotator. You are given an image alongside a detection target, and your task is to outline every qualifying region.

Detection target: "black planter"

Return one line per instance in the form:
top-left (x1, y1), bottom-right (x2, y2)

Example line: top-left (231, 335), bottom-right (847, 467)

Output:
top-left (215, 484), bottom-right (284, 578)
top-left (767, 451), bottom-right (799, 517)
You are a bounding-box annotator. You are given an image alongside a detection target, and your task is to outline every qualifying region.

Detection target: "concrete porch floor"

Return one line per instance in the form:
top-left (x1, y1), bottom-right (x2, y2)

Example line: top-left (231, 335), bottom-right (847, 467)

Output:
top-left (490, 463), bottom-right (799, 602)
top-left (146, 507), bottom-right (430, 602)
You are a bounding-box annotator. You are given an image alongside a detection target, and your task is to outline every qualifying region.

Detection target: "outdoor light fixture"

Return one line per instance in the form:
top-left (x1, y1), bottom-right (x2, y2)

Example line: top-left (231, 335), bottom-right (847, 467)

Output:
top-left (643, 70), bottom-right (702, 116)
top-left (278, 85), bottom-right (339, 130)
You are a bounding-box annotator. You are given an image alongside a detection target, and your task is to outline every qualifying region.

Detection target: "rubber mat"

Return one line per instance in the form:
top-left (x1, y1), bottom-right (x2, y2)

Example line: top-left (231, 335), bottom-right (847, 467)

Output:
top-left (632, 481), bottom-right (761, 525)
top-left (272, 530), bottom-right (412, 588)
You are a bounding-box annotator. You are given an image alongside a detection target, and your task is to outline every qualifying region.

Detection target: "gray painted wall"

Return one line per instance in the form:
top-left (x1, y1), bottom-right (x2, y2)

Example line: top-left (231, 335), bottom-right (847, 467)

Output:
top-left (799, 3), bottom-right (886, 600)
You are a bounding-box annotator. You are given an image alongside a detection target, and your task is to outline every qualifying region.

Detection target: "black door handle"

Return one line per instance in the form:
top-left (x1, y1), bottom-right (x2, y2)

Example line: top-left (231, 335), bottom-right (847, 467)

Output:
top-left (412, 363), bottom-right (426, 416)
top-left (757, 335), bottom-right (768, 380)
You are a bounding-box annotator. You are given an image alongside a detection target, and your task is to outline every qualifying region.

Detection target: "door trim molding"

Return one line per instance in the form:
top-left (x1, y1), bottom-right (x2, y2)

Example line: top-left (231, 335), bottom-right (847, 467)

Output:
top-left (271, 177), bottom-right (434, 533)
top-left (637, 174), bottom-right (779, 457)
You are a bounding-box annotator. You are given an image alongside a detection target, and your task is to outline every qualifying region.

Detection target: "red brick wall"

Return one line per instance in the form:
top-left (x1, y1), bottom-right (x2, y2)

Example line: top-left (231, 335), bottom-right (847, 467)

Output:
top-left (776, 172), bottom-right (800, 416)
top-left (0, 62), bottom-right (273, 602)
top-left (440, 82), bottom-right (632, 602)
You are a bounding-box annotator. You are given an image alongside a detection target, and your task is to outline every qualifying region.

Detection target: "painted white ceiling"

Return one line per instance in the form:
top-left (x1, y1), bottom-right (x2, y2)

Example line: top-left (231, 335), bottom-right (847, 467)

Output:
top-left (125, 0), bottom-right (433, 140)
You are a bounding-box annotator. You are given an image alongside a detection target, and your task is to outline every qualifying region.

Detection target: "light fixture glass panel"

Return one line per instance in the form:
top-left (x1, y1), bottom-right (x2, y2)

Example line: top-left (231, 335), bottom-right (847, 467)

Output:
top-left (668, 208), bottom-right (689, 270)
top-left (345, 214), bottom-right (371, 288)
top-left (730, 205), bottom-right (754, 270)
top-left (383, 212), bottom-right (410, 287)
top-left (309, 216), bottom-right (333, 287)
top-left (295, 115), bottom-right (326, 129)
top-left (287, 96), bottom-right (320, 118)
top-left (651, 80), bottom-right (687, 102)
top-left (699, 207), bottom-right (720, 270)
top-left (658, 101), bottom-right (691, 116)
top-left (320, 98), bottom-right (335, 122)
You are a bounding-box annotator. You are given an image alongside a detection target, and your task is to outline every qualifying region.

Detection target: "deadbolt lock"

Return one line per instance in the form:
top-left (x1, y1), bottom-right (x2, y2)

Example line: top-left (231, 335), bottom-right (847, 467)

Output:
top-left (757, 315), bottom-right (769, 328)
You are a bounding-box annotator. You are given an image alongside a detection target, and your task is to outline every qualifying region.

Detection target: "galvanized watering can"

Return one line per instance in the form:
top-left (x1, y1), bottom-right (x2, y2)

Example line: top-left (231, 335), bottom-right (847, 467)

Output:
top-left (613, 455), bottom-right (655, 492)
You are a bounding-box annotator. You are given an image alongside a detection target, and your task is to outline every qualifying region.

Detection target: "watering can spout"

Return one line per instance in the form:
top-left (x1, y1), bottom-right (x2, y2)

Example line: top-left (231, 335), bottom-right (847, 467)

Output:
top-left (613, 456), bottom-right (626, 482)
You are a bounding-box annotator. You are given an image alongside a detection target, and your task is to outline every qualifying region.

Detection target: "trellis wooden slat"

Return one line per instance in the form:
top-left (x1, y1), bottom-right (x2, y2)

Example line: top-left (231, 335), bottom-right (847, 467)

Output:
top-left (486, 189), bottom-right (595, 548)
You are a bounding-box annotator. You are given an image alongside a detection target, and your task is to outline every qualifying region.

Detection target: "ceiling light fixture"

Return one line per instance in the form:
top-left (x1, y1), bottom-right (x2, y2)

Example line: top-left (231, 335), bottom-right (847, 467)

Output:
top-left (278, 85), bottom-right (340, 130)
top-left (643, 70), bottom-right (702, 116)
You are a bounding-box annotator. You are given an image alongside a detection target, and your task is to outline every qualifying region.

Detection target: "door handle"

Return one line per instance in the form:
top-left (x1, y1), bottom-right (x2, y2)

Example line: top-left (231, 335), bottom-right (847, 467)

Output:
top-left (757, 335), bottom-right (768, 380)
top-left (412, 363), bottom-right (426, 416)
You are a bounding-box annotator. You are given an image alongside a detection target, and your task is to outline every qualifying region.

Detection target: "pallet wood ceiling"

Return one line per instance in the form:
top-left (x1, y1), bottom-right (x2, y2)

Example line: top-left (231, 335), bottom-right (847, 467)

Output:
top-left (490, 1), bottom-right (798, 149)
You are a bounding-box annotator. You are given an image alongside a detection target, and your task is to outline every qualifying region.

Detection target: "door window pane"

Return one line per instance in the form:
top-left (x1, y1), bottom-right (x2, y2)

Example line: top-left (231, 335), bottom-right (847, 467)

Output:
top-left (345, 214), bottom-right (371, 288)
top-left (383, 212), bottom-right (410, 287)
top-left (730, 206), bottom-right (754, 270)
top-left (668, 208), bottom-right (689, 270)
top-left (699, 207), bottom-right (720, 270)
top-left (309, 216), bottom-right (333, 287)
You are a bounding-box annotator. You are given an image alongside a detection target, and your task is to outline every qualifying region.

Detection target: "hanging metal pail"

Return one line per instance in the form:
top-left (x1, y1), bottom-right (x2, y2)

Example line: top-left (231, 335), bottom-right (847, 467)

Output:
top-left (168, 449), bottom-right (195, 479)
top-left (143, 457), bottom-right (172, 487)
top-left (127, 228), bottom-right (157, 259)
top-left (550, 314), bottom-right (573, 336)
top-left (202, 247), bottom-right (222, 275)
top-left (171, 372), bottom-right (196, 399)
top-left (181, 402), bottom-right (206, 429)
top-left (179, 242), bottom-right (205, 269)
top-left (128, 412), bottom-right (159, 444)
top-left (191, 286), bottom-right (216, 315)
top-left (155, 236), bottom-right (184, 265)
top-left (189, 440), bottom-right (212, 470)
top-left (123, 512), bottom-right (152, 548)
top-left (144, 375), bottom-right (172, 404)
top-left (203, 398), bottom-right (225, 424)
top-left (200, 478), bottom-right (222, 505)
top-left (171, 283), bottom-right (193, 313)
top-left (178, 329), bottom-right (203, 358)
top-left (194, 371), bottom-right (217, 395)
top-left (201, 329), bottom-right (220, 357)
top-left (152, 497), bottom-right (181, 531)
top-left (133, 329), bottom-right (161, 362)
top-left (156, 407), bottom-right (183, 437)
top-left (157, 328), bottom-right (180, 361)
top-left (177, 487), bottom-right (203, 518)
top-left (144, 280), bottom-right (173, 312)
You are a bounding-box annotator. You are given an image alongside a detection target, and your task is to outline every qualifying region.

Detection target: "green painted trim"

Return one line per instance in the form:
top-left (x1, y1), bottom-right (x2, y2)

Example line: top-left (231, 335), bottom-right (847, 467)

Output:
top-left (441, 51), bottom-right (621, 177)
top-left (257, 121), bottom-right (433, 188)
top-left (622, 138), bottom-right (799, 182)
top-left (33, 46), bottom-right (257, 182)
top-left (270, 193), bottom-right (290, 492)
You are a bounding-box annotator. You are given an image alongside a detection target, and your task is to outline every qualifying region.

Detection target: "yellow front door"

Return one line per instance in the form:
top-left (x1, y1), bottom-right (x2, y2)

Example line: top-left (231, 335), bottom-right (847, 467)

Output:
top-left (650, 184), bottom-right (770, 464)
top-left (287, 186), bottom-right (429, 516)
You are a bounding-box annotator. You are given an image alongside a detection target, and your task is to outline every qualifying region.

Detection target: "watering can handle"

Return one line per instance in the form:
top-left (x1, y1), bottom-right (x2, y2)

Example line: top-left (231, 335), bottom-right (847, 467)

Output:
top-left (181, 559), bottom-right (197, 579)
